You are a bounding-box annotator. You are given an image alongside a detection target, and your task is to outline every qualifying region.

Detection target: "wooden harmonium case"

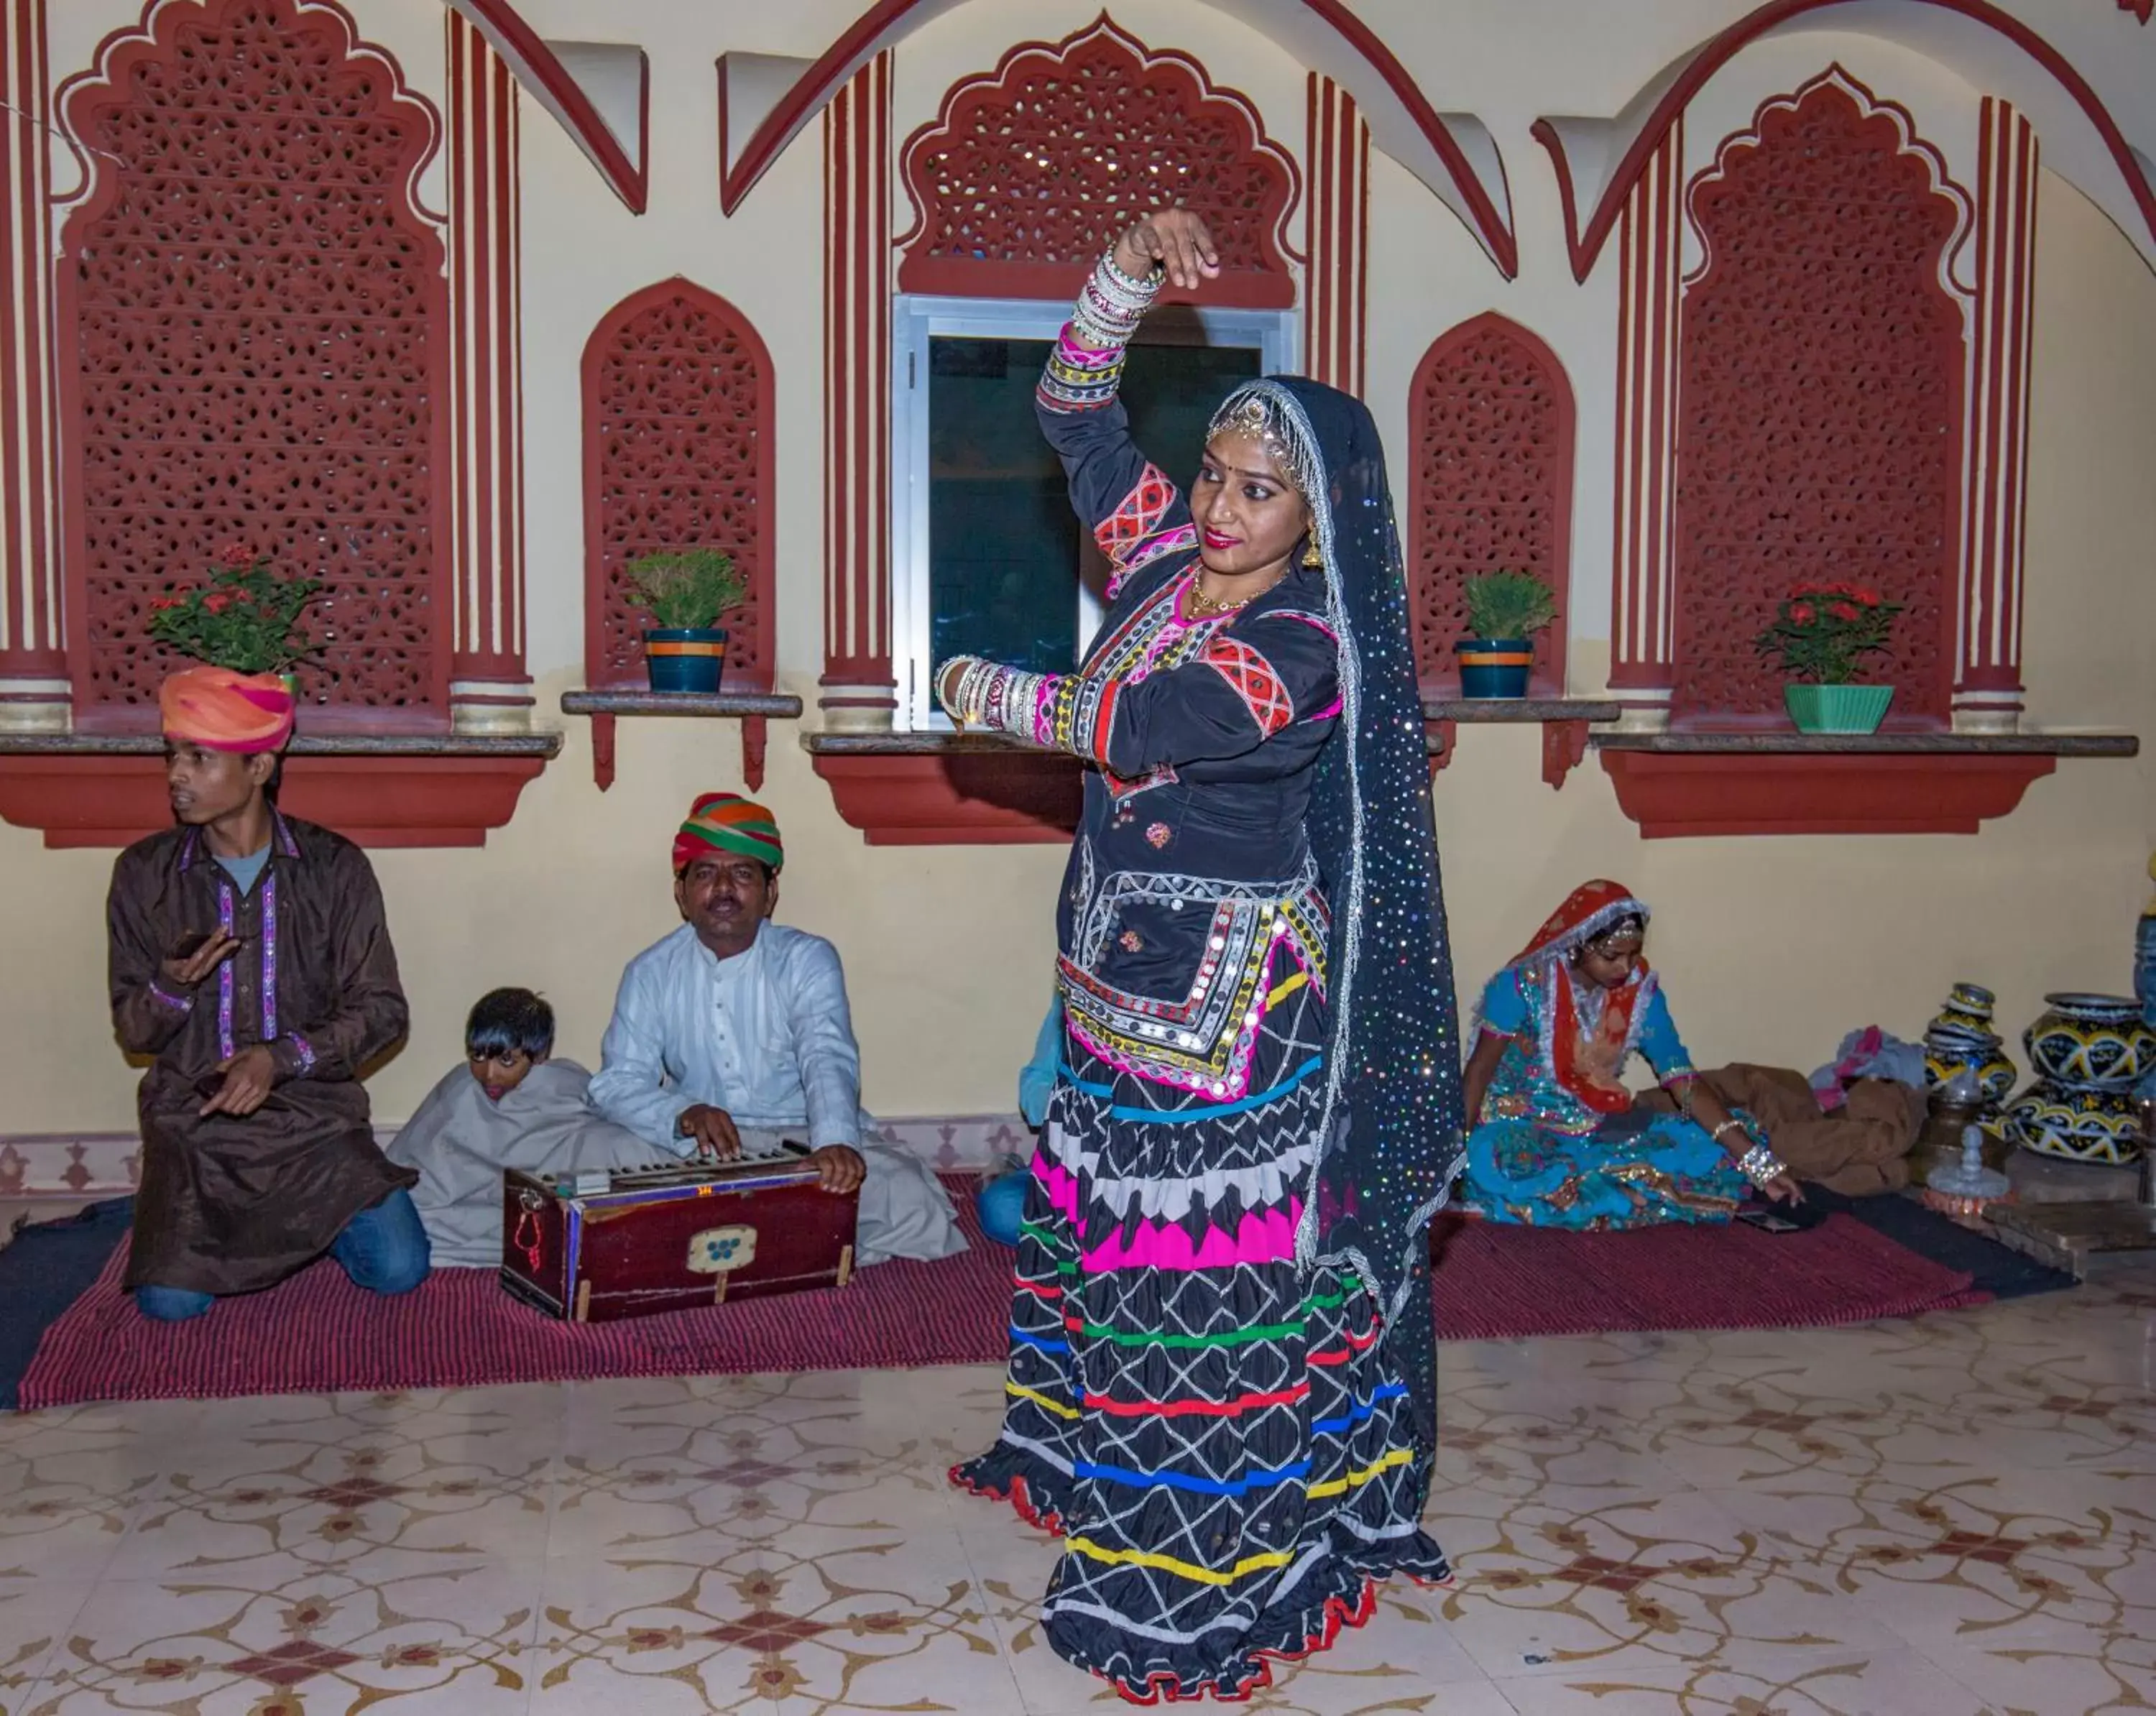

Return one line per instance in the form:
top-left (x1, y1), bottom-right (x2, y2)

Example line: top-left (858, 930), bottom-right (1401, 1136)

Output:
top-left (499, 1152), bottom-right (859, 1324)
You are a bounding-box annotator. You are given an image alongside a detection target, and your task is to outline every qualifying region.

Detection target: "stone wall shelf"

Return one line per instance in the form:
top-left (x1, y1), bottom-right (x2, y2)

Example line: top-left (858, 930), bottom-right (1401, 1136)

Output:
top-left (1592, 731), bottom-right (2141, 838)
top-left (803, 730), bottom-right (1080, 847)
top-left (1424, 697), bottom-right (1623, 789)
top-left (559, 690), bottom-right (805, 792)
top-left (0, 732), bottom-right (563, 849)
top-left (805, 719), bottom-right (1464, 847)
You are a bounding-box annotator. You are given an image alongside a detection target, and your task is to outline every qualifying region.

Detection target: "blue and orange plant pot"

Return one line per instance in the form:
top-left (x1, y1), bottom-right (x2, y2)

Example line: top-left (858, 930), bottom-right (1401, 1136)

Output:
top-left (1455, 638), bottom-right (1533, 700)
top-left (644, 627), bottom-right (728, 695)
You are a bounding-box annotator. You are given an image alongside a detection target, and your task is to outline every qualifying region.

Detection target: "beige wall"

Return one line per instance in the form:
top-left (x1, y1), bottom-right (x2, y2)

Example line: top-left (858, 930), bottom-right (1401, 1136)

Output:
top-left (3, 0), bottom-right (2152, 1139)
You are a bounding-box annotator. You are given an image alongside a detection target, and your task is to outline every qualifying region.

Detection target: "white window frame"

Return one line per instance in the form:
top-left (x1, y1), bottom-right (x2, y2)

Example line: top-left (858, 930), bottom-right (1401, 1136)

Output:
top-left (890, 294), bottom-right (1297, 731)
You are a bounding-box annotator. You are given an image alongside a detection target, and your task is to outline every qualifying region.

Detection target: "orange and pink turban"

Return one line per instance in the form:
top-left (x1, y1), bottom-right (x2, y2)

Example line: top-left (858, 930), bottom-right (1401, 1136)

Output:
top-left (159, 666), bottom-right (295, 754)
top-left (673, 791), bottom-right (783, 874)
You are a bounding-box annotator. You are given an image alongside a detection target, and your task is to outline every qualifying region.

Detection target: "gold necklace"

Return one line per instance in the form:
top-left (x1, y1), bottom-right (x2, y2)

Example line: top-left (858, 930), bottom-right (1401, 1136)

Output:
top-left (1187, 571), bottom-right (1284, 619)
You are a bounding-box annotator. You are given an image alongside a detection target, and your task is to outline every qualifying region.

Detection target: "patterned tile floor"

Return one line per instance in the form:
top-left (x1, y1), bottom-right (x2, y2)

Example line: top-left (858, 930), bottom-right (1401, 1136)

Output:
top-left (1, 1260), bottom-right (2152, 1715)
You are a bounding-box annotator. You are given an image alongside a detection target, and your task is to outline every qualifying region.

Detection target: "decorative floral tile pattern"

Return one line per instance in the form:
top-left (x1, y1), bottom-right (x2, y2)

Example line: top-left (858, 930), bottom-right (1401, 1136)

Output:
top-left (0, 1260), bottom-right (2150, 1712)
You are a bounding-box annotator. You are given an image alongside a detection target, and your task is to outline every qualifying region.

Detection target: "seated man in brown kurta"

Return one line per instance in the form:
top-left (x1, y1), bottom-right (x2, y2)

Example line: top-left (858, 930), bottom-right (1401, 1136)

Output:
top-left (106, 666), bottom-right (427, 1322)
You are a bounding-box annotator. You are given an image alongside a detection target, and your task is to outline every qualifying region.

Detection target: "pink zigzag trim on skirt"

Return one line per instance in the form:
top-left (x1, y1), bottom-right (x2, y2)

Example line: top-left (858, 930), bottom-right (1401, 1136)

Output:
top-left (1079, 1201), bottom-right (1304, 1274)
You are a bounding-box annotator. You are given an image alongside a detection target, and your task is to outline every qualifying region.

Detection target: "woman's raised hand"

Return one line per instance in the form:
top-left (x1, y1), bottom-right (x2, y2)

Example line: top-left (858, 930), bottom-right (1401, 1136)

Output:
top-left (1114, 208), bottom-right (1220, 291)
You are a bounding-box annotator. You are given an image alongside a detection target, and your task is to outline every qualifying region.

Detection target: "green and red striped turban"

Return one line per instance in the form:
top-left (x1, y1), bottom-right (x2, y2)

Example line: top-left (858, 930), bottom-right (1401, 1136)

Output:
top-left (673, 791), bottom-right (783, 875)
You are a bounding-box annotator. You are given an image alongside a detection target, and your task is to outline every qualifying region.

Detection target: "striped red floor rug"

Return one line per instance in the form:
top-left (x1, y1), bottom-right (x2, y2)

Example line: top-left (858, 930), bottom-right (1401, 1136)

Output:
top-left (15, 1193), bottom-right (1987, 1410)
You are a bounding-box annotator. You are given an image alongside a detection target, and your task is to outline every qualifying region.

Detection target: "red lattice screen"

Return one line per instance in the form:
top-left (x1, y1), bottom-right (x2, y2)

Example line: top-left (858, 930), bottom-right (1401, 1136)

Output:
top-left (582, 280), bottom-right (773, 690)
top-left (1408, 314), bottom-right (1574, 692)
top-left (1673, 80), bottom-right (1966, 724)
top-left (58, 0), bottom-right (448, 722)
top-left (898, 19), bottom-right (1296, 308)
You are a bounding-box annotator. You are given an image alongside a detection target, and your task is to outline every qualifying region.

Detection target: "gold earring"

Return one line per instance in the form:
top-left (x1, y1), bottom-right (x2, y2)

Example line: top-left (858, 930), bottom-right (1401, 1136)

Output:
top-left (1302, 537), bottom-right (1324, 568)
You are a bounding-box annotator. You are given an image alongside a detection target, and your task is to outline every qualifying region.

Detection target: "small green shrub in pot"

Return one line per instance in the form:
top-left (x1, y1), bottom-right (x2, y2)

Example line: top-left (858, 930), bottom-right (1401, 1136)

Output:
top-left (624, 550), bottom-right (747, 693)
top-left (1457, 571), bottom-right (1559, 698)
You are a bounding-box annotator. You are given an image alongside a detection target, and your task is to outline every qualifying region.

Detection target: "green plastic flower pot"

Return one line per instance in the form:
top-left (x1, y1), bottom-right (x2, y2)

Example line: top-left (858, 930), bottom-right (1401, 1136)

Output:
top-left (1784, 683), bottom-right (1892, 734)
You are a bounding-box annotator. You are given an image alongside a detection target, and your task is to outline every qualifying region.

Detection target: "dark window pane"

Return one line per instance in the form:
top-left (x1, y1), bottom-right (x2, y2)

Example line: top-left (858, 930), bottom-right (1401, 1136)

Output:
top-left (928, 334), bottom-right (1265, 683)
top-left (929, 337), bottom-right (1074, 677)
top-left (1121, 342), bottom-right (1266, 497)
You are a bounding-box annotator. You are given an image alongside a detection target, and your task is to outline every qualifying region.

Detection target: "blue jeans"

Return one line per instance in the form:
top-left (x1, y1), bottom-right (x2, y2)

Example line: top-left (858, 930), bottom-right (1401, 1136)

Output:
top-left (134, 1187), bottom-right (430, 1322)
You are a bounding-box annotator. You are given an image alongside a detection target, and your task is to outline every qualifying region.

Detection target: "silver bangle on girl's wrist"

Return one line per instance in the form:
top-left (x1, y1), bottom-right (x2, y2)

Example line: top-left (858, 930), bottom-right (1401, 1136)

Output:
top-left (940, 656), bottom-right (990, 725)
top-left (1074, 251), bottom-right (1161, 346)
top-left (1736, 1141), bottom-right (1789, 1189)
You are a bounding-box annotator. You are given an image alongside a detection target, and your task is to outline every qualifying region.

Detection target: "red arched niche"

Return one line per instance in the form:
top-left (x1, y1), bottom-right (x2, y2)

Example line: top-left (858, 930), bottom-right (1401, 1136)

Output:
top-left (898, 17), bottom-right (1297, 307)
top-left (57, 0), bottom-right (449, 726)
top-left (1672, 77), bottom-right (1966, 726)
top-left (1408, 313), bottom-right (1575, 693)
top-left (582, 280), bottom-right (775, 691)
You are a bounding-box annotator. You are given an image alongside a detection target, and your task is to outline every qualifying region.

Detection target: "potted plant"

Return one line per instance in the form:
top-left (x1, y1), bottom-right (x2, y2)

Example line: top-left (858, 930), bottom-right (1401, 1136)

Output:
top-left (623, 549), bottom-right (747, 694)
top-left (1754, 582), bottom-right (1904, 734)
top-left (146, 547), bottom-right (321, 696)
top-left (1457, 571), bottom-right (1559, 699)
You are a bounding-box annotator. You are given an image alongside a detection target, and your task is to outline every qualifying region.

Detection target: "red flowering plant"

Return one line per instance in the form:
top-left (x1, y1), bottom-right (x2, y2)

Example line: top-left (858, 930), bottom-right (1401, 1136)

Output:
top-left (1753, 581), bottom-right (1902, 685)
top-left (145, 545), bottom-right (321, 675)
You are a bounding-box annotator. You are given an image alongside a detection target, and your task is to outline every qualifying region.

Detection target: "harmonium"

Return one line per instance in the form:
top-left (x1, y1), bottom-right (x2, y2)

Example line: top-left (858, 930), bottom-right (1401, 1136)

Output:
top-left (499, 1150), bottom-right (859, 1324)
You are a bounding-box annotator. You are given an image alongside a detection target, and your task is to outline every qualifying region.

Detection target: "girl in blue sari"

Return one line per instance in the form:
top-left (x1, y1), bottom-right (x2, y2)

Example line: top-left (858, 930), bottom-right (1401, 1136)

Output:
top-left (1460, 880), bottom-right (1802, 1229)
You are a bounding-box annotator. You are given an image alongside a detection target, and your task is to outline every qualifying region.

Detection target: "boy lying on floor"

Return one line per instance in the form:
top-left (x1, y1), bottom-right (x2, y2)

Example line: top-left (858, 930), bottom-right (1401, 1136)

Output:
top-left (387, 988), bottom-right (653, 1267)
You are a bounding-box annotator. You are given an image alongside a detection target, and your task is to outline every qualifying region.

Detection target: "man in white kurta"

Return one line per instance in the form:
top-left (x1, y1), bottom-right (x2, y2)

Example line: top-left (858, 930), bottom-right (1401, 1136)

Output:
top-left (587, 790), bottom-right (965, 1266)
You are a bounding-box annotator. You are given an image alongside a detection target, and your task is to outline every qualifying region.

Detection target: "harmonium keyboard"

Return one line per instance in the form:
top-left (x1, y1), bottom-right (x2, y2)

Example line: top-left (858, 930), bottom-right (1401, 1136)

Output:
top-left (499, 1151), bottom-right (859, 1324)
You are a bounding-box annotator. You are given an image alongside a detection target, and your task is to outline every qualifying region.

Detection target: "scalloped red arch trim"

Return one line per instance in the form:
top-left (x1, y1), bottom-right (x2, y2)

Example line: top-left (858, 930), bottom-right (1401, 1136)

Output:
top-left (1535, 0), bottom-right (2156, 282)
top-left (714, 0), bottom-right (1516, 277)
top-left (895, 17), bottom-right (1299, 308)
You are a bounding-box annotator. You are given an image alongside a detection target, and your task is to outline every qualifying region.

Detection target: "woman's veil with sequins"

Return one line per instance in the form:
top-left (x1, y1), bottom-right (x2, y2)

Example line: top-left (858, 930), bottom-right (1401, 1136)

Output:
top-left (1210, 377), bottom-right (1466, 1490)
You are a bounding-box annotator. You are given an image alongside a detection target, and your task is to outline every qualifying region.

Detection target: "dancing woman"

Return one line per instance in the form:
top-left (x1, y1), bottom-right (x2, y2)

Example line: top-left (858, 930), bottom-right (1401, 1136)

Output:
top-left (941, 210), bottom-right (1465, 1702)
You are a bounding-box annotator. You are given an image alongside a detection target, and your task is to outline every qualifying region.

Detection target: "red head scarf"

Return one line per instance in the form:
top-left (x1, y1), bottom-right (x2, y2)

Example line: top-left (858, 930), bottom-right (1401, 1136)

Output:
top-left (1510, 880), bottom-right (1653, 1115)
top-left (158, 666), bottom-right (295, 754)
top-left (1511, 879), bottom-right (1650, 968)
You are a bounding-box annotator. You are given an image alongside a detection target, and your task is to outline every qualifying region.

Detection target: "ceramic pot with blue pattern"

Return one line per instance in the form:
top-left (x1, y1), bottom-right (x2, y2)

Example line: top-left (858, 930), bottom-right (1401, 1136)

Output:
top-left (1922, 1024), bottom-right (2016, 1115)
top-left (1928, 981), bottom-right (1998, 1038)
top-left (2023, 993), bottom-right (2156, 1093)
top-left (2003, 1081), bottom-right (2145, 1167)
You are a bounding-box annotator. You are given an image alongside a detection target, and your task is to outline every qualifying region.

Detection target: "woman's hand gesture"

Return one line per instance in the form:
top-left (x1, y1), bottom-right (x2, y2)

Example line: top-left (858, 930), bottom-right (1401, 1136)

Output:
top-left (1758, 1169), bottom-right (1804, 1205)
top-left (1113, 208), bottom-right (1220, 292)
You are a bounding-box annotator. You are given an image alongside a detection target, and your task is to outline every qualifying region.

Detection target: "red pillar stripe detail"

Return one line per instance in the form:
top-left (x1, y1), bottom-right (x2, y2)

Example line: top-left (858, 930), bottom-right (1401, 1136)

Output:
top-left (1957, 97), bottom-right (2036, 709)
top-left (0, 0), bottom-right (62, 688)
top-left (1609, 119), bottom-right (1682, 696)
top-left (1302, 75), bottom-right (1368, 397)
top-left (821, 53), bottom-right (894, 711)
top-left (447, 10), bottom-right (528, 705)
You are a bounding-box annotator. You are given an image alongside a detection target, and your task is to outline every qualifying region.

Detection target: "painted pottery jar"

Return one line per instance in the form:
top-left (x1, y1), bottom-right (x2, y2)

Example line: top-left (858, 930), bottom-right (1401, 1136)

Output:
top-left (2023, 994), bottom-right (2156, 1093)
top-left (2003, 1084), bottom-right (2144, 1168)
top-left (1928, 981), bottom-right (1998, 1038)
top-left (1921, 1023), bottom-right (2016, 1115)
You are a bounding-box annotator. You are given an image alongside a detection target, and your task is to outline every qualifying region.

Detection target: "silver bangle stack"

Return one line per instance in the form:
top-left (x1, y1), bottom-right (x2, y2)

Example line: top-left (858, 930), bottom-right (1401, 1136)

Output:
top-left (1736, 1141), bottom-right (1791, 1189)
top-left (941, 655), bottom-right (1041, 739)
top-left (1072, 252), bottom-right (1161, 350)
top-left (941, 656), bottom-right (994, 726)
